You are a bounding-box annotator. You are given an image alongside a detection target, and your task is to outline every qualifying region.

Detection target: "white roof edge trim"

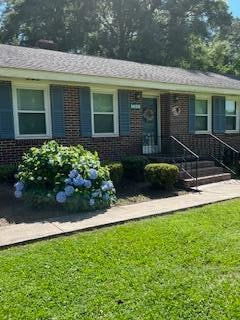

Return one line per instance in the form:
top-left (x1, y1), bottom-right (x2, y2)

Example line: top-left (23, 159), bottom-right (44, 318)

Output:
top-left (0, 67), bottom-right (240, 96)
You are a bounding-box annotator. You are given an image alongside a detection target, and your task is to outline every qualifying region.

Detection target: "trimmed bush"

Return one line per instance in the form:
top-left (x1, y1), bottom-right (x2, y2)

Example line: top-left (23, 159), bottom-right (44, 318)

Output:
top-left (14, 141), bottom-right (116, 211)
top-left (145, 163), bottom-right (179, 189)
top-left (0, 164), bottom-right (17, 182)
top-left (104, 162), bottom-right (123, 186)
top-left (121, 156), bottom-right (149, 181)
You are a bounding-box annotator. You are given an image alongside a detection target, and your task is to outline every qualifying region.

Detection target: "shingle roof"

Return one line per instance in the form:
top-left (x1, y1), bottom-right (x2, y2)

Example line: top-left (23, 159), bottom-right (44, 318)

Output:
top-left (0, 44), bottom-right (240, 91)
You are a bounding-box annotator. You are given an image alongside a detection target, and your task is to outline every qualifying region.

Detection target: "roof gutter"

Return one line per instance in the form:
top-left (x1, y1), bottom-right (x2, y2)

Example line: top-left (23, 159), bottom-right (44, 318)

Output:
top-left (0, 66), bottom-right (239, 96)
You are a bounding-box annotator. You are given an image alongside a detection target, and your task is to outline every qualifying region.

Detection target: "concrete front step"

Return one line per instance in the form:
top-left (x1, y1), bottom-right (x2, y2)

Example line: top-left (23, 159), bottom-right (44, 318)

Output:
top-left (180, 166), bottom-right (224, 179)
top-left (178, 160), bottom-right (215, 170)
top-left (183, 173), bottom-right (231, 188)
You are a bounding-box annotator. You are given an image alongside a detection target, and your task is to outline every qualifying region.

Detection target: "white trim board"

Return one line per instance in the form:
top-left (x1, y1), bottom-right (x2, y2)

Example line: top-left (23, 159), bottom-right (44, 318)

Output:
top-left (1, 67), bottom-right (240, 96)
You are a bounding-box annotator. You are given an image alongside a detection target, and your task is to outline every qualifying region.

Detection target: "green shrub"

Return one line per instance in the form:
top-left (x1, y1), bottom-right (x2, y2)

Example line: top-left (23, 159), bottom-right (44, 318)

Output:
top-left (144, 163), bottom-right (179, 189)
top-left (0, 164), bottom-right (17, 182)
top-left (121, 156), bottom-right (149, 181)
top-left (14, 141), bottom-right (116, 211)
top-left (104, 162), bottom-right (123, 186)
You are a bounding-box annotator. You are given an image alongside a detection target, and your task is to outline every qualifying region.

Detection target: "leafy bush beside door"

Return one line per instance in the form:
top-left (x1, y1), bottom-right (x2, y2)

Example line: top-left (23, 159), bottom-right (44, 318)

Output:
top-left (145, 163), bottom-right (179, 189)
top-left (121, 156), bottom-right (149, 181)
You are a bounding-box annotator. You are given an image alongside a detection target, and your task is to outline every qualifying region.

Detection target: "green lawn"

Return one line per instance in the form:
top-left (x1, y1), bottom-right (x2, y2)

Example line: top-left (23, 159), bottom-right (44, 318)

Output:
top-left (0, 201), bottom-right (240, 320)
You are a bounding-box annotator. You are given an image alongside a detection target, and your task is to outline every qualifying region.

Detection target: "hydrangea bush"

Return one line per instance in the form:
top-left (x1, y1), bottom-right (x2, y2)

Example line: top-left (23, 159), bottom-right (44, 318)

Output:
top-left (14, 141), bottom-right (116, 211)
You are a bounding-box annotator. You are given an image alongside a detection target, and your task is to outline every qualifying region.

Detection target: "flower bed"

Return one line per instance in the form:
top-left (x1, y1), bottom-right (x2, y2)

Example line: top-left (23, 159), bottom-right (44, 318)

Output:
top-left (14, 141), bottom-right (116, 212)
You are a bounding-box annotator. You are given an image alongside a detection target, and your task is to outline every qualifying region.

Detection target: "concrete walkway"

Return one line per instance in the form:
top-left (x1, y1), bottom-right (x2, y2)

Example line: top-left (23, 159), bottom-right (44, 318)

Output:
top-left (1, 179), bottom-right (240, 249)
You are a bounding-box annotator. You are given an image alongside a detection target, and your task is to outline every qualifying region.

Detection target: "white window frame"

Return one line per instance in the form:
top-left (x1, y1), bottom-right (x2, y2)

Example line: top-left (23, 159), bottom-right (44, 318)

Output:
top-left (91, 88), bottom-right (119, 137)
top-left (195, 95), bottom-right (212, 134)
top-left (225, 98), bottom-right (240, 134)
top-left (12, 81), bottom-right (52, 139)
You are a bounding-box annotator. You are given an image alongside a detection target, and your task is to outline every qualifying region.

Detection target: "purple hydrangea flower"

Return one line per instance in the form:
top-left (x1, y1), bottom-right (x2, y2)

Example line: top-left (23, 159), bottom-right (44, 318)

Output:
top-left (107, 181), bottom-right (114, 190)
top-left (65, 178), bottom-right (72, 185)
top-left (56, 191), bottom-right (67, 203)
top-left (73, 175), bottom-right (85, 187)
top-left (84, 179), bottom-right (92, 189)
top-left (103, 193), bottom-right (110, 201)
top-left (64, 185), bottom-right (75, 196)
top-left (89, 198), bottom-right (95, 206)
top-left (14, 181), bottom-right (24, 191)
top-left (101, 181), bottom-right (113, 192)
top-left (14, 190), bottom-right (23, 199)
top-left (89, 169), bottom-right (98, 180)
top-left (69, 169), bottom-right (78, 179)
top-left (101, 181), bottom-right (108, 192)
top-left (92, 190), bottom-right (100, 198)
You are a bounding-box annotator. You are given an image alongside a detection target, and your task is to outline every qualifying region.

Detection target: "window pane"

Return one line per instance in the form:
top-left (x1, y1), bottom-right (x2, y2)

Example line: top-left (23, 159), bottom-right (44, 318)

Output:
top-left (94, 114), bottom-right (114, 133)
top-left (17, 89), bottom-right (44, 111)
top-left (93, 93), bottom-right (113, 112)
top-left (19, 113), bottom-right (46, 135)
top-left (196, 100), bottom-right (208, 115)
top-left (226, 116), bottom-right (236, 131)
top-left (196, 116), bottom-right (208, 131)
top-left (226, 100), bottom-right (236, 115)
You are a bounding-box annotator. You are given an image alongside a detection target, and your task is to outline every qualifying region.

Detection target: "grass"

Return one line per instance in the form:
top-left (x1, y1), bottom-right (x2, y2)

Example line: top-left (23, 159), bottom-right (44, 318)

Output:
top-left (0, 200), bottom-right (240, 319)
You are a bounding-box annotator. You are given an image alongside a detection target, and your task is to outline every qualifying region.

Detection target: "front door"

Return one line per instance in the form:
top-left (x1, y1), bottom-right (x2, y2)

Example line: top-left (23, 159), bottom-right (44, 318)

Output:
top-left (142, 97), bottom-right (160, 154)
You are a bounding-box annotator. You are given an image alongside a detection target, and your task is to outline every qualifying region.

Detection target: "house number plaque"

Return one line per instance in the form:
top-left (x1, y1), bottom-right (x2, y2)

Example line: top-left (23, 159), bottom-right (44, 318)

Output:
top-left (130, 103), bottom-right (141, 110)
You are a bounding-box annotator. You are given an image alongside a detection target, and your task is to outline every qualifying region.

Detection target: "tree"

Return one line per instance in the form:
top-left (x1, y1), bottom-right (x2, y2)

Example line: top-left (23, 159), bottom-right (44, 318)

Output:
top-left (0, 0), bottom-right (237, 74)
top-left (0, 0), bottom-right (96, 52)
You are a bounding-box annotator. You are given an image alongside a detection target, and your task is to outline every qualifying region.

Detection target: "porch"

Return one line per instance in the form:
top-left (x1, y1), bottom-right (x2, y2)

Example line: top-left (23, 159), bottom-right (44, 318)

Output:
top-left (142, 133), bottom-right (240, 188)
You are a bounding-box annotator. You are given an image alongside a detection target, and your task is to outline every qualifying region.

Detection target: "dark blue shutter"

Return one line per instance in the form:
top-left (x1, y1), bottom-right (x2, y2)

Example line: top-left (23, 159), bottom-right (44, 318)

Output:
top-left (188, 95), bottom-right (195, 134)
top-left (0, 82), bottom-right (14, 139)
top-left (118, 90), bottom-right (130, 136)
top-left (212, 96), bottom-right (225, 134)
top-left (79, 87), bottom-right (92, 137)
top-left (50, 85), bottom-right (65, 138)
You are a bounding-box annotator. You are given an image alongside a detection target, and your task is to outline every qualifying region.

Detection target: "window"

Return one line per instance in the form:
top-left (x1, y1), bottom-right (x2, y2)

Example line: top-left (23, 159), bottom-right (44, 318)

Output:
top-left (195, 99), bottom-right (209, 132)
top-left (225, 100), bottom-right (238, 132)
top-left (92, 91), bottom-right (118, 136)
top-left (13, 84), bottom-right (51, 138)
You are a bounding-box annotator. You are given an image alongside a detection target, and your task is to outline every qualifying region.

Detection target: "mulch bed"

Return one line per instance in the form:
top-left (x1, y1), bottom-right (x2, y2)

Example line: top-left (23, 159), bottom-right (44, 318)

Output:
top-left (0, 181), bottom-right (187, 227)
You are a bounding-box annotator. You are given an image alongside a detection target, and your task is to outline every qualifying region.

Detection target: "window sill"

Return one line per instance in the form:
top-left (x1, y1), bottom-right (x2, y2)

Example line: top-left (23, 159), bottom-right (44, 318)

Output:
top-left (15, 135), bottom-right (52, 140)
top-left (92, 133), bottom-right (119, 138)
top-left (225, 130), bottom-right (239, 134)
top-left (194, 131), bottom-right (210, 135)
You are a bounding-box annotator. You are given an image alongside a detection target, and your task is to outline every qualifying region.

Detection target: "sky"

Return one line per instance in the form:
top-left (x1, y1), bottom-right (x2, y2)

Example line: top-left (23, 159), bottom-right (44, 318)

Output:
top-left (229, 0), bottom-right (240, 17)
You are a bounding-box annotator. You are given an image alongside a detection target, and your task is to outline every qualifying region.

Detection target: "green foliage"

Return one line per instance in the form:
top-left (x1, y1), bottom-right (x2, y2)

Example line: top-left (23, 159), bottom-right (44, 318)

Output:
top-left (16, 140), bottom-right (116, 210)
top-left (0, 164), bottom-right (17, 182)
top-left (121, 155), bottom-right (149, 181)
top-left (104, 162), bottom-right (123, 186)
top-left (1, 0), bottom-right (238, 74)
top-left (145, 163), bottom-right (179, 189)
top-left (0, 200), bottom-right (240, 319)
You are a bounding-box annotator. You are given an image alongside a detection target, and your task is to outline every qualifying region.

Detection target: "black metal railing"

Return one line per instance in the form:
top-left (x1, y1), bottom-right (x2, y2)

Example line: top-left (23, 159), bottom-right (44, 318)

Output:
top-left (171, 134), bottom-right (240, 176)
top-left (142, 133), bottom-right (240, 177)
top-left (209, 134), bottom-right (239, 175)
top-left (170, 136), bottom-right (199, 188)
top-left (142, 134), bottom-right (200, 188)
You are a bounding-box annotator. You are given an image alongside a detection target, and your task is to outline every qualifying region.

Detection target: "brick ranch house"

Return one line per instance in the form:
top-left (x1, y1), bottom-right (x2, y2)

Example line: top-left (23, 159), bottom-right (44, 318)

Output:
top-left (1, 44), bottom-right (240, 186)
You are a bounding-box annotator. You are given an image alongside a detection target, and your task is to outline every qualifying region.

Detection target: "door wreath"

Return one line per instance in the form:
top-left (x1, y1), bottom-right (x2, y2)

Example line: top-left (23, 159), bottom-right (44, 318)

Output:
top-left (143, 108), bottom-right (154, 122)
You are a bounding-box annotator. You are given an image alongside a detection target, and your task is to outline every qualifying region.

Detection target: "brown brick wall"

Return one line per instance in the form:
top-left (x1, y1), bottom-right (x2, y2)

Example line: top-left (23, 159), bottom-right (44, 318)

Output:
top-left (162, 93), bottom-right (240, 157)
top-left (0, 86), bottom-right (143, 164)
top-left (1, 86), bottom-right (240, 165)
